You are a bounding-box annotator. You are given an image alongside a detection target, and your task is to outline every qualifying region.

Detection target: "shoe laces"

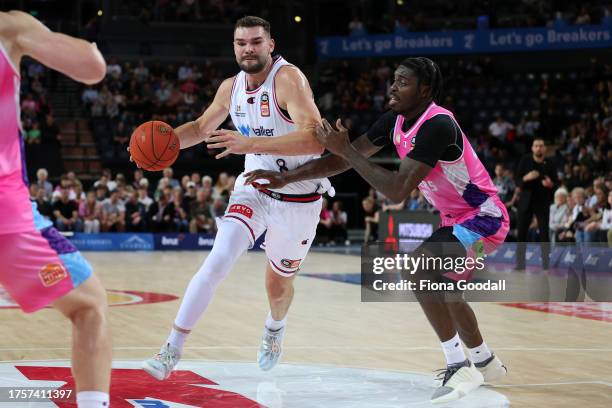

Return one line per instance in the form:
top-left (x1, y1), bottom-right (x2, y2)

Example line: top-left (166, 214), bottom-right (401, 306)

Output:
top-left (154, 344), bottom-right (178, 368)
top-left (434, 364), bottom-right (463, 386)
top-left (262, 329), bottom-right (283, 354)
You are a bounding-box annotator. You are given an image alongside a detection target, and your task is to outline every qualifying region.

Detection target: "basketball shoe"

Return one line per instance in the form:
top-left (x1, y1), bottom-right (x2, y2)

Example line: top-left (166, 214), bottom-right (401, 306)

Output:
top-left (257, 326), bottom-right (285, 371)
top-left (475, 353), bottom-right (507, 382)
top-left (431, 359), bottom-right (484, 404)
top-left (142, 343), bottom-right (181, 380)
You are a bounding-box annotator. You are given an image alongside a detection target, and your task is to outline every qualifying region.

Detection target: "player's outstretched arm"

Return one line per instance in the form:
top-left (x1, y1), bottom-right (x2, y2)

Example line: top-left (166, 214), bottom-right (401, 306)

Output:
top-left (2, 10), bottom-right (106, 84)
top-left (315, 119), bottom-right (432, 203)
top-left (173, 76), bottom-right (234, 149)
top-left (243, 133), bottom-right (382, 189)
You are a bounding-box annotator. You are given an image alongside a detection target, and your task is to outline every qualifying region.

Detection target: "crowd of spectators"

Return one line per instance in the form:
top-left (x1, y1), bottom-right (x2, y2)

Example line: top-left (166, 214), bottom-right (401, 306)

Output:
top-left (344, 0), bottom-right (612, 35)
top-left (19, 60), bottom-right (64, 178)
top-left (30, 167), bottom-right (237, 234)
top-left (116, 0), bottom-right (259, 24)
top-left (83, 57), bottom-right (227, 163)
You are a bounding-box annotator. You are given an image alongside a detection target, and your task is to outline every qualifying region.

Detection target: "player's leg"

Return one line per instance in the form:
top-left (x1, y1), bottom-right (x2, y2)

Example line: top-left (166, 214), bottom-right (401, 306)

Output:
top-left (142, 220), bottom-right (252, 380)
top-left (411, 228), bottom-right (484, 404)
top-left (257, 198), bottom-right (320, 371)
top-left (257, 264), bottom-right (297, 371)
top-left (52, 273), bottom-right (112, 408)
top-left (0, 209), bottom-right (111, 408)
top-left (143, 188), bottom-right (265, 380)
top-left (448, 220), bottom-right (509, 384)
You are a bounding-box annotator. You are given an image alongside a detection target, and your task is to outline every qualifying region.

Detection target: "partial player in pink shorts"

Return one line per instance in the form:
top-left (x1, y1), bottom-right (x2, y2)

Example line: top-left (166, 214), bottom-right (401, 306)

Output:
top-left (0, 202), bottom-right (92, 313)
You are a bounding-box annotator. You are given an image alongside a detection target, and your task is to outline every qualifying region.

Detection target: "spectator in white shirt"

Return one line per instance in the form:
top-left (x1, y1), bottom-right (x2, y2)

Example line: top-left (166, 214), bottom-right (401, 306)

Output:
top-left (488, 116), bottom-right (514, 141)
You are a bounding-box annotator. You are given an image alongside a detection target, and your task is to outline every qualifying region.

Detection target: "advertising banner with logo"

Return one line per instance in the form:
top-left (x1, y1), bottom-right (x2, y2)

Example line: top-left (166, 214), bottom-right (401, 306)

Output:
top-left (70, 233), bottom-right (155, 251)
top-left (69, 233), bottom-right (266, 251)
top-left (317, 24), bottom-right (612, 58)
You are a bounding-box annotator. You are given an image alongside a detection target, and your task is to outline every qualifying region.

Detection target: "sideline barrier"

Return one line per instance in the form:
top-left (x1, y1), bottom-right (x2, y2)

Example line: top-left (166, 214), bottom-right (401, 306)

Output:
top-left (69, 233), bottom-right (265, 251)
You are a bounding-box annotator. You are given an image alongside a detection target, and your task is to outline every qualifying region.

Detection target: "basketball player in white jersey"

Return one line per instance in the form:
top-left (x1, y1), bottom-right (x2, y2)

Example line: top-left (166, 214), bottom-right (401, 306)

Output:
top-left (142, 16), bottom-right (330, 379)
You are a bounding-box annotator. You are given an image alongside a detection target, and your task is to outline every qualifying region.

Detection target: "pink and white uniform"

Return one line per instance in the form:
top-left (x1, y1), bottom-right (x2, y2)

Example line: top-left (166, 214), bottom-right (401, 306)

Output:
top-left (0, 40), bottom-right (92, 312)
top-left (394, 102), bottom-right (509, 278)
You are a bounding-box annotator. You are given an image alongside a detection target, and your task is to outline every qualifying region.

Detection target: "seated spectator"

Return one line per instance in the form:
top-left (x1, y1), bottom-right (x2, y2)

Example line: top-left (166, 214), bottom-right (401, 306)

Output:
top-left (132, 169), bottom-right (145, 189)
top-left (166, 190), bottom-right (190, 232)
top-left (493, 164), bottom-right (516, 205)
top-left (137, 185), bottom-right (154, 212)
top-left (362, 196), bottom-right (379, 243)
top-left (35, 168), bottom-right (53, 200)
top-left (125, 190), bottom-right (147, 232)
top-left (148, 192), bottom-right (172, 232)
top-left (330, 201), bottom-right (349, 245)
top-left (549, 188), bottom-right (570, 244)
top-left (95, 184), bottom-right (109, 202)
top-left (30, 184), bottom-right (53, 220)
top-left (316, 198), bottom-right (333, 245)
top-left (210, 197), bottom-right (227, 221)
top-left (53, 186), bottom-right (82, 232)
top-left (488, 116), bottom-right (513, 144)
top-left (584, 185), bottom-right (609, 242)
top-left (189, 188), bottom-right (214, 233)
top-left (569, 187), bottom-right (590, 243)
top-left (101, 189), bottom-right (126, 232)
top-left (79, 191), bottom-right (102, 233)
top-left (191, 172), bottom-right (202, 188)
top-left (213, 172), bottom-right (230, 200)
top-left (162, 167), bottom-right (180, 188)
top-left (600, 191), bottom-right (612, 247)
top-left (184, 180), bottom-right (197, 204)
top-left (73, 180), bottom-right (86, 206)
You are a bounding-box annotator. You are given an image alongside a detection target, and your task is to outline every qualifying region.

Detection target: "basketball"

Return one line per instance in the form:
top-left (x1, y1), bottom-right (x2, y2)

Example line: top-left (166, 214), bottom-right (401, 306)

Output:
top-left (129, 121), bottom-right (180, 171)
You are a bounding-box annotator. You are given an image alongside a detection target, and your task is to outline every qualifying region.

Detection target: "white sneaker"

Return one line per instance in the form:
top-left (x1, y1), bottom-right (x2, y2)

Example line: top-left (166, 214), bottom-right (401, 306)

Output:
top-left (431, 360), bottom-right (484, 404)
top-left (257, 326), bottom-right (285, 371)
top-left (142, 343), bottom-right (181, 380)
top-left (475, 353), bottom-right (507, 382)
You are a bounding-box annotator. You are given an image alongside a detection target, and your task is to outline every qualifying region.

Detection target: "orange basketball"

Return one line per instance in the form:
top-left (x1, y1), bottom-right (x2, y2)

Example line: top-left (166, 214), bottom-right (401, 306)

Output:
top-left (129, 121), bottom-right (180, 171)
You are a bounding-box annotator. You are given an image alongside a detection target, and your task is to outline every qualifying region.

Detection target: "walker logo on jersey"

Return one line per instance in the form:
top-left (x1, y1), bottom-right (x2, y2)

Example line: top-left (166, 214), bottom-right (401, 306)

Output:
top-left (281, 259), bottom-right (301, 269)
top-left (260, 92), bottom-right (270, 117)
top-left (229, 204), bottom-right (253, 219)
top-left (301, 239), bottom-right (309, 245)
top-left (237, 124), bottom-right (251, 137)
top-left (234, 104), bottom-right (246, 118)
top-left (252, 126), bottom-right (275, 136)
top-left (38, 263), bottom-right (67, 287)
top-left (247, 97), bottom-right (255, 104)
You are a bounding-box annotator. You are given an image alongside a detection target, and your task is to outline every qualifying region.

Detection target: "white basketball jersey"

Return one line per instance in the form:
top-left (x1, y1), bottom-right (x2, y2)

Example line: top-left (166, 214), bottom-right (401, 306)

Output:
top-left (229, 55), bottom-right (330, 195)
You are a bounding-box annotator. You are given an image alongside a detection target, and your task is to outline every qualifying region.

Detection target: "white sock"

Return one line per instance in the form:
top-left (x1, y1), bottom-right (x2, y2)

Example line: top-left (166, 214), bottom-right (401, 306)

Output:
top-left (441, 333), bottom-right (466, 365)
top-left (76, 391), bottom-right (109, 408)
top-left (167, 328), bottom-right (188, 351)
top-left (468, 341), bottom-right (492, 364)
top-left (265, 311), bottom-right (287, 331)
top-left (173, 221), bottom-right (250, 331)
